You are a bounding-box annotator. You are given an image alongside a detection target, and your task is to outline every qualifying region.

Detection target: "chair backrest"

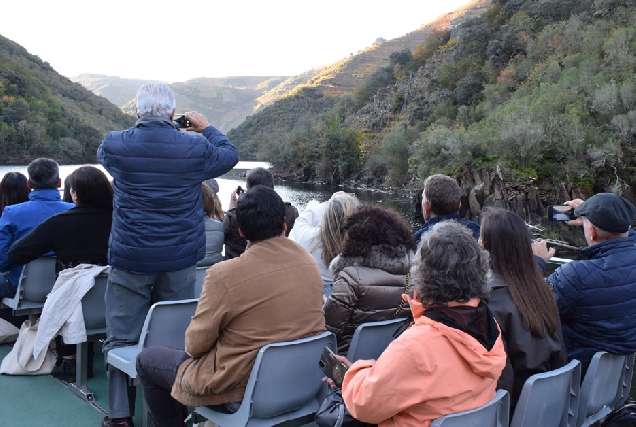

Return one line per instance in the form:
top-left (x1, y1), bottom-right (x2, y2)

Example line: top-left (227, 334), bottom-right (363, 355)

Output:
top-left (194, 267), bottom-right (207, 298)
top-left (431, 389), bottom-right (510, 427)
top-left (346, 318), bottom-right (406, 361)
top-left (614, 353), bottom-right (636, 409)
top-left (578, 352), bottom-right (627, 426)
top-left (20, 257), bottom-right (57, 303)
top-left (139, 299), bottom-right (198, 351)
top-left (82, 273), bottom-right (108, 332)
top-left (511, 359), bottom-right (581, 427)
top-left (247, 331), bottom-right (337, 419)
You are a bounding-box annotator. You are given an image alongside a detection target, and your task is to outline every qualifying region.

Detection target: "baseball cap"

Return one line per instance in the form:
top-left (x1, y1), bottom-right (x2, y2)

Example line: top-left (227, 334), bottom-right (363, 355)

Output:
top-left (574, 193), bottom-right (635, 232)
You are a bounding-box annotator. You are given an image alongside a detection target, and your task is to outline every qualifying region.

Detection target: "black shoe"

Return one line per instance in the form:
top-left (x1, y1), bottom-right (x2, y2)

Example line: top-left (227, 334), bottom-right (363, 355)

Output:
top-left (102, 416), bottom-right (134, 427)
top-left (51, 358), bottom-right (76, 382)
top-left (51, 357), bottom-right (95, 382)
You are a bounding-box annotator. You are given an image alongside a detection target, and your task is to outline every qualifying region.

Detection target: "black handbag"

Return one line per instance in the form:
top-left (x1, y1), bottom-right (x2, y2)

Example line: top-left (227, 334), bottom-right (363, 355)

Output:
top-left (600, 400), bottom-right (636, 427)
top-left (315, 390), bottom-right (376, 427)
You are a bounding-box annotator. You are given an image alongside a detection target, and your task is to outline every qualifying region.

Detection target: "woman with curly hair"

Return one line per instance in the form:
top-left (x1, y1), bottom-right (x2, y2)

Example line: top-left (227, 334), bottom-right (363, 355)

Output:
top-left (323, 205), bottom-right (415, 354)
top-left (330, 221), bottom-right (506, 426)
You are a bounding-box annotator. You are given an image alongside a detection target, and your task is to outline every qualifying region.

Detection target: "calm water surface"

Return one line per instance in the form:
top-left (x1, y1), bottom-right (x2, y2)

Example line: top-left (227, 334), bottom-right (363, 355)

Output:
top-left (0, 162), bottom-right (423, 230)
top-left (0, 162), bottom-right (576, 270)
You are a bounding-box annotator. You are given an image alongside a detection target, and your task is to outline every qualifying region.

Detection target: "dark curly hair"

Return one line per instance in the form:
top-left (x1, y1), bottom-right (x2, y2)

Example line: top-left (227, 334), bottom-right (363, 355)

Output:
top-left (341, 205), bottom-right (416, 258)
top-left (412, 221), bottom-right (489, 307)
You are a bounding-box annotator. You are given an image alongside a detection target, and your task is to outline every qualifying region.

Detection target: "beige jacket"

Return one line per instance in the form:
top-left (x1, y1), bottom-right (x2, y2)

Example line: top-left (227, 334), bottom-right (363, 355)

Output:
top-left (171, 236), bottom-right (326, 406)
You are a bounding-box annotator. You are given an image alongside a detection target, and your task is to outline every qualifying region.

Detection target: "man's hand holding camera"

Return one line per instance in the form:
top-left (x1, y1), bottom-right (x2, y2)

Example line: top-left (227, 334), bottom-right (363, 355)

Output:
top-left (184, 111), bottom-right (210, 133)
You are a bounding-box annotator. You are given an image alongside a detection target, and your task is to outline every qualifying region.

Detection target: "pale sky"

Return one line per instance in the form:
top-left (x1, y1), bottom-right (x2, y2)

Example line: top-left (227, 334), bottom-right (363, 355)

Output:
top-left (2, 0), bottom-right (475, 82)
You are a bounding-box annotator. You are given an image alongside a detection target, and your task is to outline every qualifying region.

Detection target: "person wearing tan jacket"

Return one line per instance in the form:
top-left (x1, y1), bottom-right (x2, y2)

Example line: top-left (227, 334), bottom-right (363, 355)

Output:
top-left (329, 221), bottom-right (506, 427)
top-left (136, 186), bottom-right (325, 426)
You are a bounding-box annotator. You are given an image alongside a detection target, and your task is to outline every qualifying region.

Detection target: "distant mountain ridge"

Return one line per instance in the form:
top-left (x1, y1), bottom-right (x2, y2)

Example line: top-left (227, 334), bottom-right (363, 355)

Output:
top-left (72, 1), bottom-right (488, 136)
top-left (73, 74), bottom-right (294, 132)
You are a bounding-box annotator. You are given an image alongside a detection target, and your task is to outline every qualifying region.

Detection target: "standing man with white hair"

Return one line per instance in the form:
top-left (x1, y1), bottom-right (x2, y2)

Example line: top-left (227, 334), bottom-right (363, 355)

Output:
top-left (97, 83), bottom-right (238, 427)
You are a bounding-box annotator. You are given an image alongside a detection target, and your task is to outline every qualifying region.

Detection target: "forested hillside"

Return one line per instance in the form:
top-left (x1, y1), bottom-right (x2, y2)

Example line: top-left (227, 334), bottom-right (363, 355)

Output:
top-left (228, 0), bottom-right (489, 160)
top-left (0, 35), bottom-right (135, 163)
top-left (235, 0), bottom-right (636, 200)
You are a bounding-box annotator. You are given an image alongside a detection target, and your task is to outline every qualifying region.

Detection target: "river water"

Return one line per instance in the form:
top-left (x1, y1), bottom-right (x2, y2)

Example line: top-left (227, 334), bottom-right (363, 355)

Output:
top-left (0, 162), bottom-right (575, 272)
top-left (0, 162), bottom-right (424, 230)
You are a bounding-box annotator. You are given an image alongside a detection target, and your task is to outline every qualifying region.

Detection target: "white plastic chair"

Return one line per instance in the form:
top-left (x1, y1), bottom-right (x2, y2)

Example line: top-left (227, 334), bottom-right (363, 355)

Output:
top-left (106, 298), bottom-right (198, 379)
top-left (511, 359), bottom-right (581, 427)
top-left (107, 299), bottom-right (198, 427)
top-left (578, 352), bottom-right (627, 427)
top-left (614, 353), bottom-right (635, 409)
top-left (346, 318), bottom-right (406, 362)
top-left (1, 257), bottom-right (56, 320)
top-left (68, 273), bottom-right (108, 402)
top-left (194, 266), bottom-right (207, 298)
top-left (431, 389), bottom-right (510, 427)
top-left (193, 331), bottom-right (337, 427)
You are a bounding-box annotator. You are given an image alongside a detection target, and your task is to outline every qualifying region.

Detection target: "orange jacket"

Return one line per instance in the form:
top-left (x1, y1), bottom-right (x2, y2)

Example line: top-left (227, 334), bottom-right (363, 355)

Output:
top-left (341, 298), bottom-right (506, 427)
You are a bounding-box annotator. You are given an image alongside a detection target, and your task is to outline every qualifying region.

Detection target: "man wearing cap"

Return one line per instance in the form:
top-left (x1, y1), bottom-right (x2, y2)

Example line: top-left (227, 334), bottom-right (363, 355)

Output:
top-left (533, 193), bottom-right (636, 372)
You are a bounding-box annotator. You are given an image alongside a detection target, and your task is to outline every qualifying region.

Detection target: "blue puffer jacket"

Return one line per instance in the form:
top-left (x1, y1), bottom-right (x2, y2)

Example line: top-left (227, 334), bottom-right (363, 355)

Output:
top-left (0, 189), bottom-right (74, 285)
top-left (97, 117), bottom-right (238, 273)
top-left (547, 230), bottom-right (636, 368)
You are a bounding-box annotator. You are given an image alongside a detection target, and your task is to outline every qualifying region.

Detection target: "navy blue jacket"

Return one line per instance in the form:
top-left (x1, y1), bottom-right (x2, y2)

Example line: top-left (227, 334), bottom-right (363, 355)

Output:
top-left (414, 213), bottom-right (481, 244)
top-left (547, 230), bottom-right (636, 369)
top-left (97, 117), bottom-right (239, 273)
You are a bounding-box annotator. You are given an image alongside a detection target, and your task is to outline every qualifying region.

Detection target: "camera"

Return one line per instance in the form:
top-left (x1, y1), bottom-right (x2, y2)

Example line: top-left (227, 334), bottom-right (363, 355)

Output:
top-left (174, 114), bottom-right (190, 129)
top-left (547, 205), bottom-right (576, 221)
top-left (236, 186), bottom-right (244, 196)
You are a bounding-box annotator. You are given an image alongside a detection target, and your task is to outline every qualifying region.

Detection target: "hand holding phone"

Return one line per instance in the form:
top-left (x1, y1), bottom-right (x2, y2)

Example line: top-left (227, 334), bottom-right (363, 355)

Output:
top-left (547, 205), bottom-right (576, 221)
top-left (318, 346), bottom-right (349, 388)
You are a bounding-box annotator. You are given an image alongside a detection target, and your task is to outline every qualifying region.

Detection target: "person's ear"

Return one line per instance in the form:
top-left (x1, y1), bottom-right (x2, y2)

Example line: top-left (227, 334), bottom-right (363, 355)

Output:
top-left (282, 221), bottom-right (288, 234)
top-left (170, 108), bottom-right (176, 121)
top-left (238, 228), bottom-right (245, 238)
top-left (56, 178), bottom-right (62, 189)
top-left (589, 223), bottom-right (598, 242)
top-left (423, 200), bottom-right (432, 215)
top-left (26, 180), bottom-right (33, 190)
top-left (136, 108), bottom-right (140, 119)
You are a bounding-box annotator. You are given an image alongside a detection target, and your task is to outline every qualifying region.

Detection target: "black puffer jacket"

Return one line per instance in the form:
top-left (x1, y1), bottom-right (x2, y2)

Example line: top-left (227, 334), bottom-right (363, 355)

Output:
top-left (324, 245), bottom-right (413, 354)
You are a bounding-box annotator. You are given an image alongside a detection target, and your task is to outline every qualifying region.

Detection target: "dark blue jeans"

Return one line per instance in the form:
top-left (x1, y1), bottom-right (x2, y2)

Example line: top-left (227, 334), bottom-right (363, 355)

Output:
top-left (136, 346), bottom-right (190, 427)
top-left (136, 346), bottom-right (240, 427)
top-left (0, 273), bottom-right (16, 298)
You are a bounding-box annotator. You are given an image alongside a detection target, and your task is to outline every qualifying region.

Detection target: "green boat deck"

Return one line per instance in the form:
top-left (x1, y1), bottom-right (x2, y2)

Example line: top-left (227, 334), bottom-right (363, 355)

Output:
top-left (0, 343), bottom-right (143, 426)
top-left (0, 343), bottom-right (319, 426)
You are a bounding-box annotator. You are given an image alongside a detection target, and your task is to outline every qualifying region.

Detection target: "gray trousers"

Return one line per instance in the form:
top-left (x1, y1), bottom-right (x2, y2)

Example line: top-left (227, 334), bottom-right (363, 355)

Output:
top-left (103, 265), bottom-right (196, 419)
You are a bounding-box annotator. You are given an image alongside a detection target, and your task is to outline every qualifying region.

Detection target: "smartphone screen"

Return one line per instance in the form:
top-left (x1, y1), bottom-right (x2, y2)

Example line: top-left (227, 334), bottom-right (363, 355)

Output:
top-left (318, 346), bottom-right (348, 388)
top-left (547, 205), bottom-right (575, 221)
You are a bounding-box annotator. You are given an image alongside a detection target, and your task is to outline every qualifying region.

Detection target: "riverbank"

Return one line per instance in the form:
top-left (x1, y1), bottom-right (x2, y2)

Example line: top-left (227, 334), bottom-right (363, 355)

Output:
top-left (272, 165), bottom-right (590, 250)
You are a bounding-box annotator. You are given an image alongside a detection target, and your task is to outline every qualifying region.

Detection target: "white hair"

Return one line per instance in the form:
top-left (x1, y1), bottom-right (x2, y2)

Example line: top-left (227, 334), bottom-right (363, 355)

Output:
top-left (136, 83), bottom-right (175, 118)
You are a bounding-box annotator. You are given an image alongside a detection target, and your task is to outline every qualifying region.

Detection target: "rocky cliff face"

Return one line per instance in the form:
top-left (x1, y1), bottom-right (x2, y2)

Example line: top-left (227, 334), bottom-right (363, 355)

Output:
top-left (451, 166), bottom-right (588, 246)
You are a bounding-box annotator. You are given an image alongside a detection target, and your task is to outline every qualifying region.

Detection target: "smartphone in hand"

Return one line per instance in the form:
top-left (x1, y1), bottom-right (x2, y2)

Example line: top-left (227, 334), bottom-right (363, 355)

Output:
top-left (318, 346), bottom-right (348, 388)
top-left (547, 205), bottom-right (576, 221)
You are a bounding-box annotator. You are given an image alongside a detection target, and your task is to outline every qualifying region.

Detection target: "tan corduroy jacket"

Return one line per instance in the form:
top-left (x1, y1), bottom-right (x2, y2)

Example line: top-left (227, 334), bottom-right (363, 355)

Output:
top-left (171, 236), bottom-right (326, 407)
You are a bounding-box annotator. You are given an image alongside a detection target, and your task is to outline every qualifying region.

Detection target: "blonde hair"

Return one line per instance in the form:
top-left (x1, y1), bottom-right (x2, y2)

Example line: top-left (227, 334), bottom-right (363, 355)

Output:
top-left (201, 183), bottom-right (224, 220)
top-left (320, 193), bottom-right (361, 265)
